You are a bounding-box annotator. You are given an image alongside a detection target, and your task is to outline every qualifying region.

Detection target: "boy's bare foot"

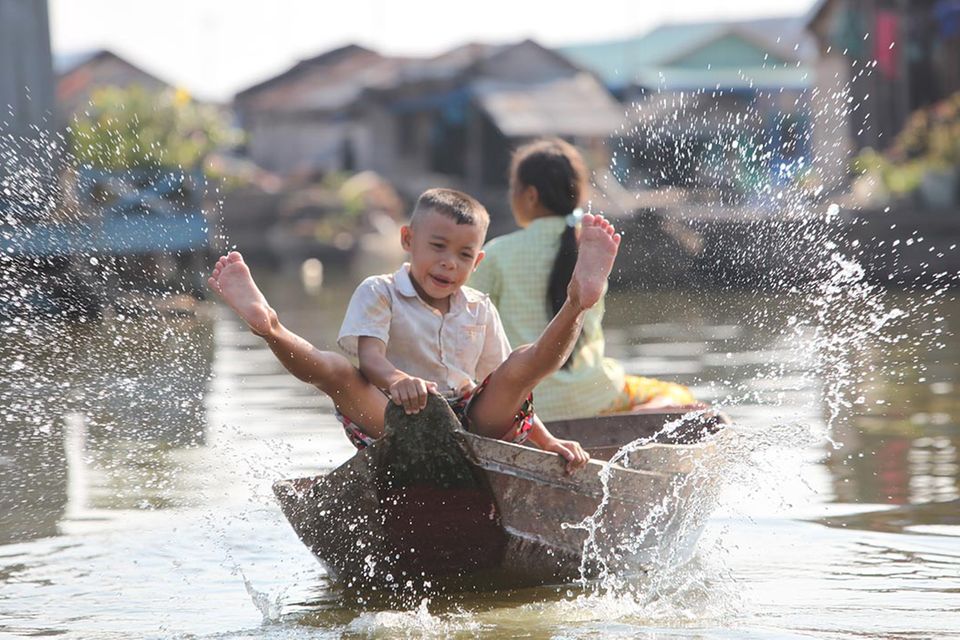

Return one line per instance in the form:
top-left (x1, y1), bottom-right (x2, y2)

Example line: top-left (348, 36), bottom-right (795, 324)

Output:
top-left (207, 251), bottom-right (277, 336)
top-left (568, 214), bottom-right (621, 310)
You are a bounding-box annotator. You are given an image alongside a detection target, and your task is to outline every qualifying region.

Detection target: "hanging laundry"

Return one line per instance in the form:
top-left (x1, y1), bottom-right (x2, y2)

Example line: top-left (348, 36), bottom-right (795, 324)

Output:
top-left (875, 10), bottom-right (900, 79)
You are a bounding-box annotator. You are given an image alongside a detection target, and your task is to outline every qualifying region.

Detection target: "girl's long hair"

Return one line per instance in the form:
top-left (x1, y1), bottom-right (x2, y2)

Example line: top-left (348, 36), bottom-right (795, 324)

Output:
top-left (510, 138), bottom-right (589, 368)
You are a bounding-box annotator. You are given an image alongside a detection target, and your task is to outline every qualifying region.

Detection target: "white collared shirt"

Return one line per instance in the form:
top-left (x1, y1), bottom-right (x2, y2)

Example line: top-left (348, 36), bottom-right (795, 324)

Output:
top-left (338, 263), bottom-right (512, 397)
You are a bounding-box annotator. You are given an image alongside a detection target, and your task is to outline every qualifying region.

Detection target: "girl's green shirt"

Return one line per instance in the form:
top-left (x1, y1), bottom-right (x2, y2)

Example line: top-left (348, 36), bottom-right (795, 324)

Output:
top-left (470, 216), bottom-right (625, 421)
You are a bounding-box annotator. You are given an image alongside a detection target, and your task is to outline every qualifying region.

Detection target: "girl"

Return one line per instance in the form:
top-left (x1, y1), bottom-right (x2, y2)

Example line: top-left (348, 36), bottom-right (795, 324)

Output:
top-left (469, 138), bottom-right (696, 422)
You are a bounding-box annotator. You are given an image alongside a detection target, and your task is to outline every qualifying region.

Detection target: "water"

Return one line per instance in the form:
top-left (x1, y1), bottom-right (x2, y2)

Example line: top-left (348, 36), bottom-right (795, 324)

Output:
top-left (1, 272), bottom-right (958, 639)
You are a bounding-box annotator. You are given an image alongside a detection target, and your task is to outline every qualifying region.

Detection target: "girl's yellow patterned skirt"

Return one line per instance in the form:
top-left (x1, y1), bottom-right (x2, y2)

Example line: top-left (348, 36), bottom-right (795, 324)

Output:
top-left (602, 375), bottom-right (697, 413)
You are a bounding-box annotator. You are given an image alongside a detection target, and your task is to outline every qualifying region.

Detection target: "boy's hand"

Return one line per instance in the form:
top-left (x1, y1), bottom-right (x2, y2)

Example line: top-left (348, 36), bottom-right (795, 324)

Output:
top-left (388, 375), bottom-right (439, 414)
top-left (542, 437), bottom-right (590, 474)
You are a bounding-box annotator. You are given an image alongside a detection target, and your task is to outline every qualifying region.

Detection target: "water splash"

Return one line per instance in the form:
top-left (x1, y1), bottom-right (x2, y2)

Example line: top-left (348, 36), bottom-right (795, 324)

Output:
top-left (570, 51), bottom-right (956, 620)
top-left (1, 43), bottom-right (958, 638)
top-left (564, 258), bottom-right (952, 620)
top-left (0, 117), bottom-right (223, 543)
top-left (345, 597), bottom-right (482, 637)
top-left (241, 568), bottom-right (284, 624)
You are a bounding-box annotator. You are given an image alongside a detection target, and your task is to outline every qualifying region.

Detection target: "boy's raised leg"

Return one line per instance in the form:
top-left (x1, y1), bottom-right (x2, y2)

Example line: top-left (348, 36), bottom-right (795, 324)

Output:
top-left (467, 214), bottom-right (620, 438)
top-left (208, 251), bottom-right (276, 336)
top-left (208, 251), bottom-right (389, 437)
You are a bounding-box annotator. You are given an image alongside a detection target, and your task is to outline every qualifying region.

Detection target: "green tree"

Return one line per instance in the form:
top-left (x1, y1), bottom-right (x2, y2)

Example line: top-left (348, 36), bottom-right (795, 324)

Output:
top-left (68, 86), bottom-right (240, 171)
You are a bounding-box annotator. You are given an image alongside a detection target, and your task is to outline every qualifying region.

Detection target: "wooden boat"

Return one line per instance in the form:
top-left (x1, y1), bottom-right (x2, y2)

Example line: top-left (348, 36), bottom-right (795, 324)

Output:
top-left (273, 395), bottom-right (729, 593)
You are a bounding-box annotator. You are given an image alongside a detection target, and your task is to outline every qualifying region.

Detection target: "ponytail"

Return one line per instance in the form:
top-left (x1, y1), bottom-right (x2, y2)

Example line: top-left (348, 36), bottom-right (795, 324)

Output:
top-left (547, 224), bottom-right (582, 369)
top-left (511, 138), bottom-right (590, 369)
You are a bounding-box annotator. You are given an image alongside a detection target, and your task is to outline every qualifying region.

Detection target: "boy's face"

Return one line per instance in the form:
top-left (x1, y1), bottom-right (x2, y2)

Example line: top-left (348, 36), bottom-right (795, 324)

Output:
top-left (401, 208), bottom-right (486, 306)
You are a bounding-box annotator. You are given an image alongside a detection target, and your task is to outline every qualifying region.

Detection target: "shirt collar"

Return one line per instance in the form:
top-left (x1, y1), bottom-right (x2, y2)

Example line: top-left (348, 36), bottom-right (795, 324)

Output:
top-left (395, 263), bottom-right (467, 312)
top-left (394, 263), bottom-right (419, 298)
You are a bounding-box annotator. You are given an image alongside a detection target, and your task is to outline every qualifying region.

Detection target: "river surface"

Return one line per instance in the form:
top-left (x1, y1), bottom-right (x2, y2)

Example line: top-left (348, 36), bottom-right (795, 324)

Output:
top-left (1, 271), bottom-right (958, 639)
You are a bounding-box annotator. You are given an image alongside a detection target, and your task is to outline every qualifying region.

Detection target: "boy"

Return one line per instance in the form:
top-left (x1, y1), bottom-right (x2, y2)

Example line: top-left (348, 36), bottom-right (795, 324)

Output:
top-left (207, 188), bottom-right (620, 471)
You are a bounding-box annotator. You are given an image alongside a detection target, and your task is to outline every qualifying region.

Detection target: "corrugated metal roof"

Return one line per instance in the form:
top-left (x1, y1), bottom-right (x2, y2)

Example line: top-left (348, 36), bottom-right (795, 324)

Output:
top-left (53, 49), bottom-right (103, 75)
top-left (561, 24), bottom-right (719, 89)
top-left (474, 73), bottom-right (625, 138)
top-left (235, 43), bottom-right (504, 115)
top-left (1, 168), bottom-right (209, 256)
top-left (635, 66), bottom-right (811, 91)
top-left (237, 48), bottom-right (394, 114)
top-left (235, 44), bottom-right (377, 99)
top-left (396, 43), bottom-right (506, 83)
top-left (1, 212), bottom-right (208, 256)
top-left (559, 16), bottom-right (814, 91)
top-left (53, 48), bottom-right (168, 85)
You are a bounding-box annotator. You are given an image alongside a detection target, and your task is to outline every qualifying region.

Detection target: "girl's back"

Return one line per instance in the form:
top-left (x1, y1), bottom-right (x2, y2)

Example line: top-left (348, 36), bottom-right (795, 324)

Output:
top-left (473, 218), bottom-right (624, 421)
top-left (471, 138), bottom-right (694, 421)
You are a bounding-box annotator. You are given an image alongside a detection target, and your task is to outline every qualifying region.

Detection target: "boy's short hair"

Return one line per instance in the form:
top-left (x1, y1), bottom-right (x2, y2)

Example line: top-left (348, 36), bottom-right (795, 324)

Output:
top-left (411, 188), bottom-right (489, 232)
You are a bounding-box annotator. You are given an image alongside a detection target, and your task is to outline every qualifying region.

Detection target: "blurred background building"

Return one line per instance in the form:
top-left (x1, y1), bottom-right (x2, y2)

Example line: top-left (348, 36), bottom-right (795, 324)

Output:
top-left (4, 0), bottom-right (960, 302)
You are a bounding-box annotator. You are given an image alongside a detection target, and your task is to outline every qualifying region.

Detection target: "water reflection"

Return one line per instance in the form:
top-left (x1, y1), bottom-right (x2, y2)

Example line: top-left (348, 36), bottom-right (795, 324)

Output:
top-left (817, 288), bottom-right (960, 509)
top-left (3, 284), bottom-right (957, 534)
top-left (827, 430), bottom-right (960, 506)
top-left (605, 289), bottom-right (960, 513)
top-left (0, 280), bottom-right (958, 637)
top-left (0, 309), bottom-right (215, 543)
top-left (0, 414), bottom-right (67, 544)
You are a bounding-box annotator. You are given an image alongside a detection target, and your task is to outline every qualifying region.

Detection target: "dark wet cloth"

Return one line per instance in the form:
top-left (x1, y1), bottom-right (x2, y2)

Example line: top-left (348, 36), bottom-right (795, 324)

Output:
top-left (336, 374), bottom-right (535, 449)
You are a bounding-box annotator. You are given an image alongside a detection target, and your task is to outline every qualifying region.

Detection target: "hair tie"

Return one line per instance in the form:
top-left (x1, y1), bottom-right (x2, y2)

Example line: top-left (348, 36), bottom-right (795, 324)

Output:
top-left (566, 208), bottom-right (583, 227)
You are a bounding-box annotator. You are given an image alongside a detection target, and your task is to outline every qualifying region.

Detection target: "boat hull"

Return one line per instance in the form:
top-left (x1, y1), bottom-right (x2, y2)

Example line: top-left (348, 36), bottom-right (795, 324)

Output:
top-left (273, 396), bottom-right (726, 592)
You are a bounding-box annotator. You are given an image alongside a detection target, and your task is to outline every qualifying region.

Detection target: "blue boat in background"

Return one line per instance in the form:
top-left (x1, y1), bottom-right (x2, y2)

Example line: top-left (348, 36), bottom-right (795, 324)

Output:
top-left (0, 168), bottom-right (212, 321)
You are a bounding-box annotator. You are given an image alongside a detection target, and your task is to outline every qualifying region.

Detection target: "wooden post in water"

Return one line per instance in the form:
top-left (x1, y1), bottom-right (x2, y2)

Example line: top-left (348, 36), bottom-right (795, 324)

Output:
top-left (0, 0), bottom-right (58, 221)
top-left (63, 412), bottom-right (88, 519)
top-left (0, 0), bottom-right (55, 134)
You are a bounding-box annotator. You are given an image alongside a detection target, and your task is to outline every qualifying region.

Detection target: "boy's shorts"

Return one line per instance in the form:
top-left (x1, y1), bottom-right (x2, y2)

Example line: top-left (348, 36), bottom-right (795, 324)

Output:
top-left (336, 374), bottom-right (536, 450)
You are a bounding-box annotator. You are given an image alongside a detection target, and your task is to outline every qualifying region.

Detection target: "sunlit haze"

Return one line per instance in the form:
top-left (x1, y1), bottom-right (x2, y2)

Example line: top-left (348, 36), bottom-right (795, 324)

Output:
top-left (50, 0), bottom-right (816, 100)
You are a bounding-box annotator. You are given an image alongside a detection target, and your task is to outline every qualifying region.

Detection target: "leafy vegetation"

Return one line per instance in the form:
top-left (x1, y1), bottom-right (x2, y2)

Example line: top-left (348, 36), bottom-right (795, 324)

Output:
top-left (68, 86), bottom-right (241, 171)
top-left (853, 91), bottom-right (960, 197)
